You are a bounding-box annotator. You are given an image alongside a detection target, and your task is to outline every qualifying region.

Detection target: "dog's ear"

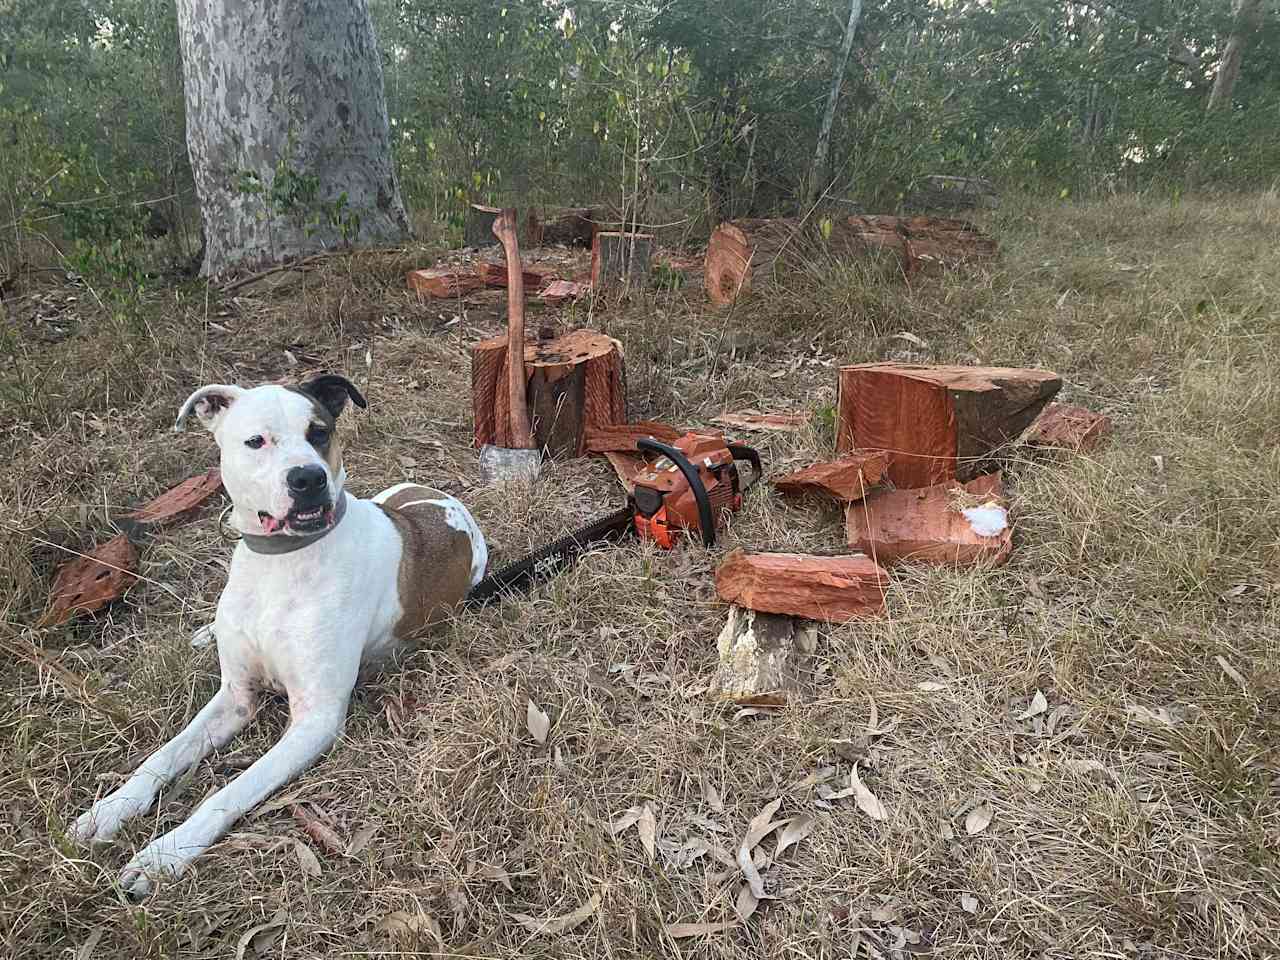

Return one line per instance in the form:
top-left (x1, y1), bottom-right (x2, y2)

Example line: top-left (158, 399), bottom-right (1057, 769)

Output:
top-left (175, 385), bottom-right (245, 433)
top-left (298, 374), bottom-right (367, 419)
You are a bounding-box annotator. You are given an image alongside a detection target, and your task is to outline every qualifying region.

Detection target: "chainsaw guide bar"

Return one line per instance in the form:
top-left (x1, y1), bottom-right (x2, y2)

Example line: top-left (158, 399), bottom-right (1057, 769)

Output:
top-left (464, 433), bottom-right (761, 607)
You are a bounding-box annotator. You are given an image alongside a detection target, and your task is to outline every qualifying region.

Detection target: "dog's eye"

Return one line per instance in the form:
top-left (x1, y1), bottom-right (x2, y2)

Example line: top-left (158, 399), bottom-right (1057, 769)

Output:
top-left (307, 425), bottom-right (330, 446)
top-left (245, 435), bottom-right (265, 450)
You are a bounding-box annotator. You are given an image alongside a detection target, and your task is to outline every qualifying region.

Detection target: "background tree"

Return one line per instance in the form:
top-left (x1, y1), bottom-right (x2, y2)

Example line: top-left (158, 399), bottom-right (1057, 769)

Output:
top-left (176, 0), bottom-right (411, 275)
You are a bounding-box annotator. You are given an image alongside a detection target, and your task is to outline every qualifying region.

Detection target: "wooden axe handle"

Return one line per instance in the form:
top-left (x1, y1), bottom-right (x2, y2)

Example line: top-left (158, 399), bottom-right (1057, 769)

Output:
top-left (492, 208), bottom-right (532, 449)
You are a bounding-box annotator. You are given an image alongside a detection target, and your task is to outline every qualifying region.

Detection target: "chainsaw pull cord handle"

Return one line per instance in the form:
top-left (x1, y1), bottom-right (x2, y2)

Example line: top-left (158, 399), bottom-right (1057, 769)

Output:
top-left (726, 443), bottom-right (763, 492)
top-left (636, 438), bottom-right (717, 548)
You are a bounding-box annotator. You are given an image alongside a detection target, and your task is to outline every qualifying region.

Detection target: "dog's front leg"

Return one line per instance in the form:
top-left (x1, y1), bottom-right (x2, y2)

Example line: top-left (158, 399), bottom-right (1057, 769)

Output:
top-left (70, 683), bottom-right (255, 845)
top-left (118, 698), bottom-right (347, 898)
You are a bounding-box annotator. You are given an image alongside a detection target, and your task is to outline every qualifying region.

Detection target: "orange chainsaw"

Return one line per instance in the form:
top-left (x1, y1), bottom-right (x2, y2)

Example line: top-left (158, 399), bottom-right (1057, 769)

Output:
top-left (466, 431), bottom-right (762, 605)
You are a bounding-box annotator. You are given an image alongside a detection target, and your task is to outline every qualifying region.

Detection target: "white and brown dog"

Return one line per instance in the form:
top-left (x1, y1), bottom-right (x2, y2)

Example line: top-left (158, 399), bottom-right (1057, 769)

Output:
top-left (69, 375), bottom-right (486, 897)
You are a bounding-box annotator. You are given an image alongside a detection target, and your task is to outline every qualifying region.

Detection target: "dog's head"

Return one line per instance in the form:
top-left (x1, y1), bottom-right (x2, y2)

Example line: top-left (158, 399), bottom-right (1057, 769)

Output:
top-left (175, 375), bottom-right (366, 538)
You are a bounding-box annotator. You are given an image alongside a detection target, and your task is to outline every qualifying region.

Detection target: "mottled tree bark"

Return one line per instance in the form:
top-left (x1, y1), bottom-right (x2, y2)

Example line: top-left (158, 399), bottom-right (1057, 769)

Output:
top-left (177, 0), bottom-right (412, 276)
top-left (1206, 0), bottom-right (1265, 114)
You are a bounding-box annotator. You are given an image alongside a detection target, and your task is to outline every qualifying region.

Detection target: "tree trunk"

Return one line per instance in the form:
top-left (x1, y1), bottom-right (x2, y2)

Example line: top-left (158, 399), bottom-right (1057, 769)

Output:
top-left (176, 0), bottom-right (411, 277)
top-left (809, 0), bottom-right (863, 203)
top-left (1207, 0), bottom-right (1265, 113)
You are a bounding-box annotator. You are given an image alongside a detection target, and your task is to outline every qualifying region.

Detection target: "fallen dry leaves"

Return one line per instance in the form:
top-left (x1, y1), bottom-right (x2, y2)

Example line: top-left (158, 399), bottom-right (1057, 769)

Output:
top-left (511, 892), bottom-right (601, 935)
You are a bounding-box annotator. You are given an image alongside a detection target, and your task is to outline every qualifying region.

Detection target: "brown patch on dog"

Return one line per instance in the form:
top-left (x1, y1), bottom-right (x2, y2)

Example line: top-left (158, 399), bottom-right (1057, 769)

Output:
top-left (377, 486), bottom-right (475, 640)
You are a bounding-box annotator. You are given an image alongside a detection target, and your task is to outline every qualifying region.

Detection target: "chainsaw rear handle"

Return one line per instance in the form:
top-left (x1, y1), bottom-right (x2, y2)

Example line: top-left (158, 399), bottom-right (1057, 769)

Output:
top-left (727, 443), bottom-right (763, 490)
top-left (635, 438), bottom-right (717, 548)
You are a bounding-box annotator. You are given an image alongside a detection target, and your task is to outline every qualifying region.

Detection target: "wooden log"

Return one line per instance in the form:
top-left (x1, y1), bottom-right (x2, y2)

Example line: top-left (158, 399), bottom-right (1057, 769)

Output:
top-left (584, 421), bottom-right (682, 453)
top-left (845, 472), bottom-right (1011, 568)
top-left (538, 279), bottom-right (589, 305)
top-left (837, 362), bottom-right (1061, 489)
top-left (1024, 403), bottom-right (1113, 454)
top-left (714, 549), bottom-right (888, 623)
top-left (527, 207), bottom-right (600, 247)
top-left (704, 215), bottom-right (998, 304)
top-left (407, 266), bottom-right (483, 299)
top-left (471, 329), bottom-right (626, 459)
top-left (591, 232), bottom-right (654, 292)
top-left (476, 261), bottom-right (556, 291)
top-left (464, 204), bottom-right (502, 248)
top-left (905, 175), bottom-right (1000, 211)
top-left (772, 451), bottom-right (891, 503)
top-left (709, 605), bottom-right (818, 705)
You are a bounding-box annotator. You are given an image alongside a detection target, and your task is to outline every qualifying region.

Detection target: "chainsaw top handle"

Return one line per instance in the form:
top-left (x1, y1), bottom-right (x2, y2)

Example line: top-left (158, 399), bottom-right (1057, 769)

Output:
top-left (727, 442), bottom-right (763, 491)
top-left (635, 438), bottom-right (717, 548)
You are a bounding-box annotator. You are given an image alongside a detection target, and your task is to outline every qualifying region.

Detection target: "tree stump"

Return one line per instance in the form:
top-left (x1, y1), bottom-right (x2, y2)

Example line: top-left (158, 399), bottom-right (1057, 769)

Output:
top-left (709, 605), bottom-right (817, 705)
top-left (591, 232), bottom-right (654, 292)
top-left (846, 472), bottom-right (1012, 567)
top-left (464, 204), bottom-right (502, 248)
top-left (837, 362), bottom-right (1061, 489)
top-left (527, 207), bottom-right (600, 247)
top-left (471, 329), bottom-right (626, 460)
top-left (714, 549), bottom-right (888, 623)
top-left (772, 451), bottom-right (891, 503)
top-left (704, 215), bottom-right (998, 305)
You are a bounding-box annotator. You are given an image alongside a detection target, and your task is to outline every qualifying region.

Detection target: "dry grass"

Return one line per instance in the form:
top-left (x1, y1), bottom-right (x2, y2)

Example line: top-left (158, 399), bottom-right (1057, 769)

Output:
top-left (2, 192), bottom-right (1278, 959)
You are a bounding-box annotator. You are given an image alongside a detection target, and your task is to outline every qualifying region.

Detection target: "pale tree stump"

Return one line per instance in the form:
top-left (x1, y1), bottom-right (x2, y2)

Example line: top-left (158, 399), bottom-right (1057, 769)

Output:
top-left (837, 362), bottom-right (1061, 488)
top-left (709, 605), bottom-right (817, 705)
top-left (591, 232), bottom-right (654, 293)
top-left (464, 204), bottom-right (501, 248)
top-left (471, 329), bottom-right (626, 460)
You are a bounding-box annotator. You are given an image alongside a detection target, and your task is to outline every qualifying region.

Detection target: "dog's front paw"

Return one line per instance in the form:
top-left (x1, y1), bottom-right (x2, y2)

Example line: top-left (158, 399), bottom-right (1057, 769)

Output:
top-left (70, 799), bottom-right (130, 845)
top-left (118, 832), bottom-right (202, 899)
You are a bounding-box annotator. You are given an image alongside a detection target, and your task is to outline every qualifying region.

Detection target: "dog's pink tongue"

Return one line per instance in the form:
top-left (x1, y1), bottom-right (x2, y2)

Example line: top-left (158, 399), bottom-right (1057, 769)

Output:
top-left (261, 515), bottom-right (280, 534)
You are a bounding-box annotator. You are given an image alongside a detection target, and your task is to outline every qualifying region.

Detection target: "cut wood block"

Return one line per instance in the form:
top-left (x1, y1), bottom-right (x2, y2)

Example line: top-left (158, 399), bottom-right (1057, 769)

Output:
top-left (464, 204), bottom-right (501, 248)
top-left (38, 534), bottom-right (140, 626)
top-left (584, 421), bottom-right (682, 453)
top-left (476, 261), bottom-right (556, 291)
top-left (772, 451), bottom-right (890, 503)
top-left (471, 329), bottom-right (626, 459)
top-left (1024, 403), bottom-right (1112, 454)
top-left (602, 451), bottom-right (648, 492)
top-left (845, 472), bottom-right (1012, 567)
top-left (837, 362), bottom-right (1061, 488)
top-left (715, 549), bottom-right (888, 623)
top-left (591, 232), bottom-right (654, 292)
top-left (538, 279), bottom-right (589, 305)
top-left (709, 605), bottom-right (817, 704)
top-left (712, 410), bottom-right (810, 432)
top-left (407, 266), bottom-right (484, 299)
top-left (123, 467), bottom-right (224, 527)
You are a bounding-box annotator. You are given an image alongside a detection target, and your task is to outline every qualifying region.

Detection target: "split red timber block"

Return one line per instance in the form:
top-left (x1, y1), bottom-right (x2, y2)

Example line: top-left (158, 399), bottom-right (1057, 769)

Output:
top-left (714, 549), bottom-right (888, 623)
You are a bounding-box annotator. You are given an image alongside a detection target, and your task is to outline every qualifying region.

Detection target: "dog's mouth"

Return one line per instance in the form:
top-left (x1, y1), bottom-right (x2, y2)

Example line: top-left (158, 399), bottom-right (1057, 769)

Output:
top-left (258, 503), bottom-right (335, 535)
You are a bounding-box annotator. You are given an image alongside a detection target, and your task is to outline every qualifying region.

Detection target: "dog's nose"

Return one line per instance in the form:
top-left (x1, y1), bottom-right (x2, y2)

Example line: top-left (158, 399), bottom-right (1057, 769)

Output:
top-left (286, 465), bottom-right (328, 497)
